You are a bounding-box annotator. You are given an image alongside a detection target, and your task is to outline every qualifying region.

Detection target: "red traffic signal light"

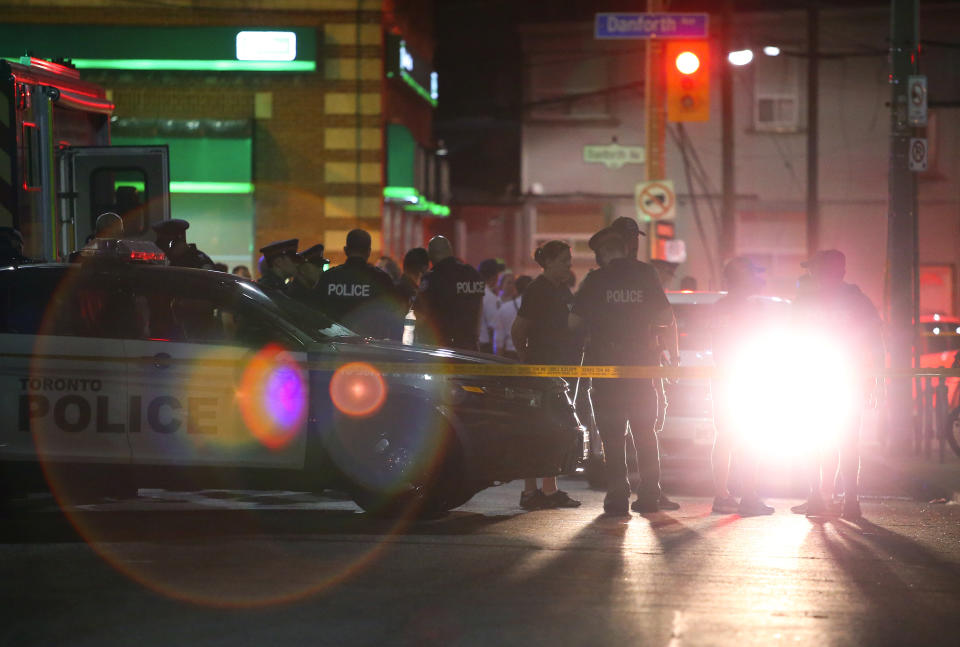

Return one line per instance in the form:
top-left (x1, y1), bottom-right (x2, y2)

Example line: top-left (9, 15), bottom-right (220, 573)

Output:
top-left (665, 40), bottom-right (710, 122)
top-left (674, 51), bottom-right (701, 75)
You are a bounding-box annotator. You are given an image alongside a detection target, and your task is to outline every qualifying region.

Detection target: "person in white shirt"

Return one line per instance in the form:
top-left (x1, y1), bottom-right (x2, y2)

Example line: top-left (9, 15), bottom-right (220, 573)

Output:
top-left (495, 274), bottom-right (532, 359)
top-left (477, 258), bottom-right (506, 353)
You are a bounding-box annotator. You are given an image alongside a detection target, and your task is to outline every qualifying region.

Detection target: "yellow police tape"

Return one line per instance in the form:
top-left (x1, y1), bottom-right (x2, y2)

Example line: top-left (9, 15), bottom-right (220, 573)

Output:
top-left (2, 353), bottom-right (959, 379)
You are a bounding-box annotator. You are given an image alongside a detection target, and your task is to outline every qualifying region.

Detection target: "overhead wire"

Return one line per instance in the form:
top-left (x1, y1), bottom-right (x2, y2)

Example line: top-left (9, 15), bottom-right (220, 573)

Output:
top-left (670, 123), bottom-right (719, 287)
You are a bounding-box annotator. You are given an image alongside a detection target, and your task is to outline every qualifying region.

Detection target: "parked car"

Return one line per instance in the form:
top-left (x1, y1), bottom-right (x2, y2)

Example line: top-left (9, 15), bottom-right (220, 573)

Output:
top-left (0, 244), bottom-right (585, 517)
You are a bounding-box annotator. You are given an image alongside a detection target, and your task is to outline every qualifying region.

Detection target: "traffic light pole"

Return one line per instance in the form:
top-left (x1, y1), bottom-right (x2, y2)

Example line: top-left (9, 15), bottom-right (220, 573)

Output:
top-left (806, 4), bottom-right (820, 258)
top-left (887, 0), bottom-right (920, 453)
top-left (720, 0), bottom-right (735, 265)
top-left (645, 0), bottom-right (667, 259)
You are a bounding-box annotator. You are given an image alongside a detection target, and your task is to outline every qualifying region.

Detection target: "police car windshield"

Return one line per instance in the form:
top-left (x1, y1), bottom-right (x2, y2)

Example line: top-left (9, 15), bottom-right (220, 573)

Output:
top-left (264, 290), bottom-right (359, 340)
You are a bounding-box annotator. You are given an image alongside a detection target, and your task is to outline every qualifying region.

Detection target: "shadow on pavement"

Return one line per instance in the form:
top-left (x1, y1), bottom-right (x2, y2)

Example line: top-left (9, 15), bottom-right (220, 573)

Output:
top-left (812, 516), bottom-right (960, 644)
top-left (0, 506), bottom-right (523, 544)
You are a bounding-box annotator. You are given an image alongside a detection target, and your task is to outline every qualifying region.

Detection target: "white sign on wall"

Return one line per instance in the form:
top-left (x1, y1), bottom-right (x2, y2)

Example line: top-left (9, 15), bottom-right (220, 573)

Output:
top-left (908, 75), bottom-right (927, 127)
top-left (909, 137), bottom-right (928, 172)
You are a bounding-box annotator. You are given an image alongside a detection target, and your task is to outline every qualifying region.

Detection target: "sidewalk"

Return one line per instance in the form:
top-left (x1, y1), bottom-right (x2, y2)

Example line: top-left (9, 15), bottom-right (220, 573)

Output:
top-left (861, 441), bottom-right (960, 502)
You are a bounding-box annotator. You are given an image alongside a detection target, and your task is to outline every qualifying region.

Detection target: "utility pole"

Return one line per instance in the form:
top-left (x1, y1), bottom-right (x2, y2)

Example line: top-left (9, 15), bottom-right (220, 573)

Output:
top-left (645, 0), bottom-right (667, 258)
top-left (806, 4), bottom-right (820, 258)
top-left (887, 0), bottom-right (920, 453)
top-left (720, 0), bottom-right (735, 265)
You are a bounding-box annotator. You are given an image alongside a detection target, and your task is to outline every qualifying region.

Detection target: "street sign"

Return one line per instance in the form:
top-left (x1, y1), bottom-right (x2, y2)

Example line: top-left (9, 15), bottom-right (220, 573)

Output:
top-left (908, 75), bottom-right (927, 127)
top-left (909, 137), bottom-right (928, 172)
top-left (583, 143), bottom-right (645, 169)
top-left (595, 13), bottom-right (709, 40)
top-left (635, 180), bottom-right (676, 221)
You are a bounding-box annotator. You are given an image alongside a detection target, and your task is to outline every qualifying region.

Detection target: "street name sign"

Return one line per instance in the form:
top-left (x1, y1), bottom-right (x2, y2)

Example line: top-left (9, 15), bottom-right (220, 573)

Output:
top-left (595, 13), bottom-right (709, 40)
top-left (583, 143), bottom-right (645, 169)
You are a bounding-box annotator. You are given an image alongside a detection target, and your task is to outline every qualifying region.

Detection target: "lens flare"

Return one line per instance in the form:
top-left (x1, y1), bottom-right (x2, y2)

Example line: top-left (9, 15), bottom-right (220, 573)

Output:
top-left (236, 344), bottom-right (308, 450)
top-left (725, 330), bottom-right (860, 454)
top-left (12, 240), bottom-right (420, 609)
top-left (330, 362), bottom-right (387, 417)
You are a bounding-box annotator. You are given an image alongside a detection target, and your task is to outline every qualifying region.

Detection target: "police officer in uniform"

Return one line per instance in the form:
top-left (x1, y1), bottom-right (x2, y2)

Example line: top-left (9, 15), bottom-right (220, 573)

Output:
top-left (152, 219), bottom-right (215, 269)
top-left (295, 244), bottom-right (330, 293)
top-left (413, 235), bottom-right (485, 350)
top-left (315, 229), bottom-right (403, 340)
top-left (791, 249), bottom-right (883, 520)
top-left (570, 228), bottom-right (675, 515)
top-left (258, 239), bottom-right (301, 294)
top-left (710, 257), bottom-right (775, 516)
top-left (610, 216), bottom-right (680, 498)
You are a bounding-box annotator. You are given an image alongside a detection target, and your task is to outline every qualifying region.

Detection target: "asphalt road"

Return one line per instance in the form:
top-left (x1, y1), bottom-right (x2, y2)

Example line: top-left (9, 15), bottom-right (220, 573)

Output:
top-left (2, 481), bottom-right (959, 647)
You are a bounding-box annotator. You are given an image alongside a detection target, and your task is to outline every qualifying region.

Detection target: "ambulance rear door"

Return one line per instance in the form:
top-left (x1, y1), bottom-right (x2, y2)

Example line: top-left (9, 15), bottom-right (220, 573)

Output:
top-left (59, 146), bottom-right (170, 254)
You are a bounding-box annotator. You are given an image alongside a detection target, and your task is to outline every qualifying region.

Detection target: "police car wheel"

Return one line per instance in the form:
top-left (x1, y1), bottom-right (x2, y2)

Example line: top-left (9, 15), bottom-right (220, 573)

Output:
top-left (347, 433), bottom-right (469, 519)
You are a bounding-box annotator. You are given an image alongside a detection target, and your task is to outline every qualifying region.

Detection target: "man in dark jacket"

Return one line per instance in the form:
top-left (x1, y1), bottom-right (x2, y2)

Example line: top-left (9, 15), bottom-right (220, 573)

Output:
top-left (414, 236), bottom-right (485, 350)
top-left (152, 219), bottom-right (214, 269)
top-left (315, 229), bottom-right (404, 339)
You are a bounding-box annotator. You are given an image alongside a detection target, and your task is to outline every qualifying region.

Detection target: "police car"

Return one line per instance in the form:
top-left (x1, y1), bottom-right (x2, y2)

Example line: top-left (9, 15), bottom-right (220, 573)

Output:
top-left (0, 242), bottom-right (585, 517)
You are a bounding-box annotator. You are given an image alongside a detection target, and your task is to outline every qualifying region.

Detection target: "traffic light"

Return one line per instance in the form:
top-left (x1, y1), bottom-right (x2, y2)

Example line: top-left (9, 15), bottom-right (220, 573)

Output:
top-left (651, 220), bottom-right (675, 260)
top-left (665, 40), bottom-right (710, 122)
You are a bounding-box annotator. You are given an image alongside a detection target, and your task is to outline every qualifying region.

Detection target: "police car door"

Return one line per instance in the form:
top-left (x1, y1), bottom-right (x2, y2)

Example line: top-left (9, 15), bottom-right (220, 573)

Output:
top-left (123, 269), bottom-right (307, 470)
top-left (0, 266), bottom-right (131, 464)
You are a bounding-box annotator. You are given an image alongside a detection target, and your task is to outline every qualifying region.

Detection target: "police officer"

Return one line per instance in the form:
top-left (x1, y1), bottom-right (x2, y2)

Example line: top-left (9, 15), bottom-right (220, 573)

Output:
top-left (152, 219), bottom-right (215, 269)
top-left (258, 239), bottom-right (301, 294)
top-left (710, 257), bottom-right (775, 516)
top-left (791, 249), bottom-right (883, 520)
top-left (570, 227), bottom-right (674, 515)
top-left (295, 244), bottom-right (329, 291)
top-left (392, 247), bottom-right (430, 342)
top-left (397, 247), bottom-right (430, 309)
top-left (413, 235), bottom-right (485, 350)
top-left (610, 216), bottom-right (680, 498)
top-left (510, 240), bottom-right (582, 509)
top-left (315, 229), bottom-right (403, 340)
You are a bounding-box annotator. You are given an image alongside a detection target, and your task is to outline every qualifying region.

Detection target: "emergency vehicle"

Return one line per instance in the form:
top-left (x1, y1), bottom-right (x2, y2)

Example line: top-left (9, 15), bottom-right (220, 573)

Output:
top-left (0, 56), bottom-right (169, 261)
top-left (0, 244), bottom-right (586, 516)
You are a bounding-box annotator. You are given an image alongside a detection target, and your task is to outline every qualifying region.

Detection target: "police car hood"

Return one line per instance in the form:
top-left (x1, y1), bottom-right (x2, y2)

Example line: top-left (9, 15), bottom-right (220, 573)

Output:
top-left (315, 338), bottom-right (512, 366)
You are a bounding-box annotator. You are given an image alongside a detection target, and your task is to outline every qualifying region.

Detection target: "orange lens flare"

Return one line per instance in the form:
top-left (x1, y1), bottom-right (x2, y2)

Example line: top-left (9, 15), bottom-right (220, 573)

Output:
top-left (237, 344), bottom-right (308, 450)
top-left (330, 362), bottom-right (387, 418)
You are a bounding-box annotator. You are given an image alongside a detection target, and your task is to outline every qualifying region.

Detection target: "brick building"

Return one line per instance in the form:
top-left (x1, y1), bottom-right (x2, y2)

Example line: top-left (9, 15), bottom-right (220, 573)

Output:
top-left (2, 0), bottom-right (446, 271)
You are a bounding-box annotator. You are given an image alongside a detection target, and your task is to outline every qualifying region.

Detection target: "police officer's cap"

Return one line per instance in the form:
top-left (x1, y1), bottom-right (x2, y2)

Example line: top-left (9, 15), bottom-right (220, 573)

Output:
top-left (152, 219), bottom-right (190, 238)
top-left (260, 238), bottom-right (300, 261)
top-left (478, 258), bottom-right (506, 279)
top-left (610, 216), bottom-right (646, 238)
top-left (588, 227), bottom-right (624, 253)
top-left (300, 243), bottom-right (330, 266)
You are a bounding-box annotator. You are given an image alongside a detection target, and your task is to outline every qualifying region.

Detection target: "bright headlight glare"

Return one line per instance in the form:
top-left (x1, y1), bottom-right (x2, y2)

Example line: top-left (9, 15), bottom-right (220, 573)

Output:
top-left (724, 331), bottom-right (860, 454)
